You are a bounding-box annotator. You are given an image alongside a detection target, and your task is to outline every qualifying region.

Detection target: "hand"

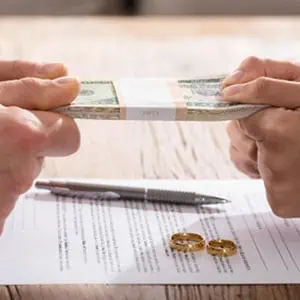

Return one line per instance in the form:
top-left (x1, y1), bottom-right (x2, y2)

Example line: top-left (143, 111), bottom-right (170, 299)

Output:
top-left (0, 60), bottom-right (81, 234)
top-left (222, 56), bottom-right (300, 218)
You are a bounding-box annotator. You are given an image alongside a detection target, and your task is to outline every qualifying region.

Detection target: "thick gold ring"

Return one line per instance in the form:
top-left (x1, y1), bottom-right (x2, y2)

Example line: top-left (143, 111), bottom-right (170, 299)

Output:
top-left (206, 239), bottom-right (237, 257)
top-left (169, 232), bottom-right (205, 252)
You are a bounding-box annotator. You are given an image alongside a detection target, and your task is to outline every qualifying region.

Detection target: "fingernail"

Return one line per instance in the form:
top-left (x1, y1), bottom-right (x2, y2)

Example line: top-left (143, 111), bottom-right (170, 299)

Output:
top-left (222, 84), bottom-right (242, 97)
top-left (223, 70), bottom-right (244, 85)
top-left (54, 76), bottom-right (79, 86)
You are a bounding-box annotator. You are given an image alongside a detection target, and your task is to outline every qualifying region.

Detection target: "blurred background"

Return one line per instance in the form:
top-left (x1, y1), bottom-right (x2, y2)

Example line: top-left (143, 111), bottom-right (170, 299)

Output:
top-left (1, 0), bottom-right (300, 15)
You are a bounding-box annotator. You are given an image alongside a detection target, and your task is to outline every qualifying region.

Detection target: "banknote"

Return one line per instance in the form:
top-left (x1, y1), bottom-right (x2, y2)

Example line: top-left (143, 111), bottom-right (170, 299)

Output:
top-left (53, 75), bottom-right (267, 121)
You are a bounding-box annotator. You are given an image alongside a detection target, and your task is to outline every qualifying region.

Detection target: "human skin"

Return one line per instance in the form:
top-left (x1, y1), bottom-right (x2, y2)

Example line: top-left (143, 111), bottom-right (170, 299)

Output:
top-left (222, 56), bottom-right (300, 218)
top-left (0, 59), bottom-right (81, 234)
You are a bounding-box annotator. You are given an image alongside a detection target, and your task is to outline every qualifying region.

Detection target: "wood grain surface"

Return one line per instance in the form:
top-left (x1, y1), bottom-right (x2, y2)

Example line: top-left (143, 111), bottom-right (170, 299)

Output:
top-left (0, 16), bottom-right (300, 300)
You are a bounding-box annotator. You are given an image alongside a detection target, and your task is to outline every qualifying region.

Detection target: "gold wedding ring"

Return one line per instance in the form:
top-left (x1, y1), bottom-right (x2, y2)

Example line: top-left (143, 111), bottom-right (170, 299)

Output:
top-left (206, 239), bottom-right (237, 257)
top-left (169, 232), bottom-right (205, 252)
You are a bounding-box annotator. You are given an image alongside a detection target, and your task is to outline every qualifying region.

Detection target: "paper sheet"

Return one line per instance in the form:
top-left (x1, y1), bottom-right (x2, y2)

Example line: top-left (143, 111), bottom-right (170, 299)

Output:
top-left (1, 179), bottom-right (300, 285)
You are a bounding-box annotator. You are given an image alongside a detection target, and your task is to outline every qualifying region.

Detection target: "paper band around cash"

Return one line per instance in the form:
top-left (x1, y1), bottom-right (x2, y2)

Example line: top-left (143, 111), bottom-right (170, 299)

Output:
top-left (115, 79), bottom-right (187, 120)
top-left (169, 233), bottom-right (206, 252)
top-left (206, 239), bottom-right (237, 257)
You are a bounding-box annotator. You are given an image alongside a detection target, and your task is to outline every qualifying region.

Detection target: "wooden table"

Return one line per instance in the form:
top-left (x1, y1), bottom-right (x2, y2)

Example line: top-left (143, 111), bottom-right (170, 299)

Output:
top-left (1, 16), bottom-right (300, 299)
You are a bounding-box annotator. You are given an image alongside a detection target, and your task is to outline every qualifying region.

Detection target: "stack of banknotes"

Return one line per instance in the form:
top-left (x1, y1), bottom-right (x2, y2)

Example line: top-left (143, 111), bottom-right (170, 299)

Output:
top-left (53, 75), bottom-right (267, 121)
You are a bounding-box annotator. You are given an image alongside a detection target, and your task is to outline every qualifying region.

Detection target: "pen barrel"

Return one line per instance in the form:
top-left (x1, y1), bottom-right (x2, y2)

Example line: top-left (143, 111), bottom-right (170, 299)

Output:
top-left (145, 189), bottom-right (196, 204)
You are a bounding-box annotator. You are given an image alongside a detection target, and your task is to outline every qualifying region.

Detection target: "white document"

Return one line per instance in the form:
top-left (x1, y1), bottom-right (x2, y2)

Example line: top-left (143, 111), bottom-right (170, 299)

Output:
top-left (1, 179), bottom-right (300, 285)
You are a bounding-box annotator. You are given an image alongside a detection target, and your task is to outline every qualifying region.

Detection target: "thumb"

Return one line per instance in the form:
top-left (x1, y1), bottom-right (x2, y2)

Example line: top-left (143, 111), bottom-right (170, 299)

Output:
top-left (222, 56), bottom-right (300, 86)
top-left (221, 77), bottom-right (300, 108)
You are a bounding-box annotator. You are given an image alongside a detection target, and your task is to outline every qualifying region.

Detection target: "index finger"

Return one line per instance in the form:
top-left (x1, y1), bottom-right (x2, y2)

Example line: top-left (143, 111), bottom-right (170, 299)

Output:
top-left (222, 56), bottom-right (300, 86)
top-left (0, 60), bottom-right (68, 81)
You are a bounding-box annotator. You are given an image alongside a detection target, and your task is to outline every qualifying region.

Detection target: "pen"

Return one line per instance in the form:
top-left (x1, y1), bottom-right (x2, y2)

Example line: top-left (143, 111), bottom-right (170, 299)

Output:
top-left (34, 179), bottom-right (230, 205)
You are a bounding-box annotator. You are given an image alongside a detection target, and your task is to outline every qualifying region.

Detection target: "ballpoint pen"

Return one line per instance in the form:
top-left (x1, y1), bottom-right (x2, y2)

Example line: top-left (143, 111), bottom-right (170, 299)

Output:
top-left (34, 179), bottom-right (230, 205)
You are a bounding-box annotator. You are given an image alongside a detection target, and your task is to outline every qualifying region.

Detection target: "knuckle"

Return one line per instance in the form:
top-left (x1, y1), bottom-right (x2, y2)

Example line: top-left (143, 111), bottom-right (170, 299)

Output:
top-left (260, 149), bottom-right (284, 176)
top-left (260, 122), bottom-right (277, 139)
top-left (11, 60), bottom-right (40, 78)
top-left (11, 59), bottom-right (27, 77)
top-left (233, 157), bottom-right (258, 178)
top-left (244, 142), bottom-right (257, 162)
top-left (233, 160), bottom-right (244, 174)
top-left (226, 121), bottom-right (237, 138)
top-left (251, 77), bottom-right (270, 96)
top-left (261, 58), bottom-right (274, 67)
top-left (237, 119), bottom-right (248, 135)
top-left (242, 160), bottom-right (257, 174)
top-left (260, 157), bottom-right (285, 180)
top-left (230, 147), bottom-right (253, 175)
top-left (259, 109), bottom-right (287, 140)
top-left (241, 56), bottom-right (261, 70)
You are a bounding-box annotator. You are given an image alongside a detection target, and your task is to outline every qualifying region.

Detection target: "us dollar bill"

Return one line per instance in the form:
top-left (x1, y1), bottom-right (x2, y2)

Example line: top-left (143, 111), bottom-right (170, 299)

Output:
top-left (53, 75), bottom-right (267, 121)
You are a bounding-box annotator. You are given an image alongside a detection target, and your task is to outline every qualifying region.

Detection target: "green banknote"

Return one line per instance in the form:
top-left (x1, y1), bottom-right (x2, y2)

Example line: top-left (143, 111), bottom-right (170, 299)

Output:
top-left (74, 81), bottom-right (119, 105)
top-left (178, 75), bottom-right (233, 107)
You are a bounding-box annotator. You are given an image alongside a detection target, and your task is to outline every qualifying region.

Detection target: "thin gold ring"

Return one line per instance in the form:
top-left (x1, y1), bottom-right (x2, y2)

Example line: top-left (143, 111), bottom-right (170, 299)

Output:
top-left (169, 232), bottom-right (205, 252)
top-left (206, 239), bottom-right (237, 257)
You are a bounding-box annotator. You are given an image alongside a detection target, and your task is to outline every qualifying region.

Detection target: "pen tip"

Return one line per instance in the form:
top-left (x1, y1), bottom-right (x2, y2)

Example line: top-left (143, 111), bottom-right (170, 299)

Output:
top-left (199, 195), bottom-right (231, 204)
top-left (221, 197), bottom-right (230, 203)
top-left (216, 197), bottom-right (230, 203)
